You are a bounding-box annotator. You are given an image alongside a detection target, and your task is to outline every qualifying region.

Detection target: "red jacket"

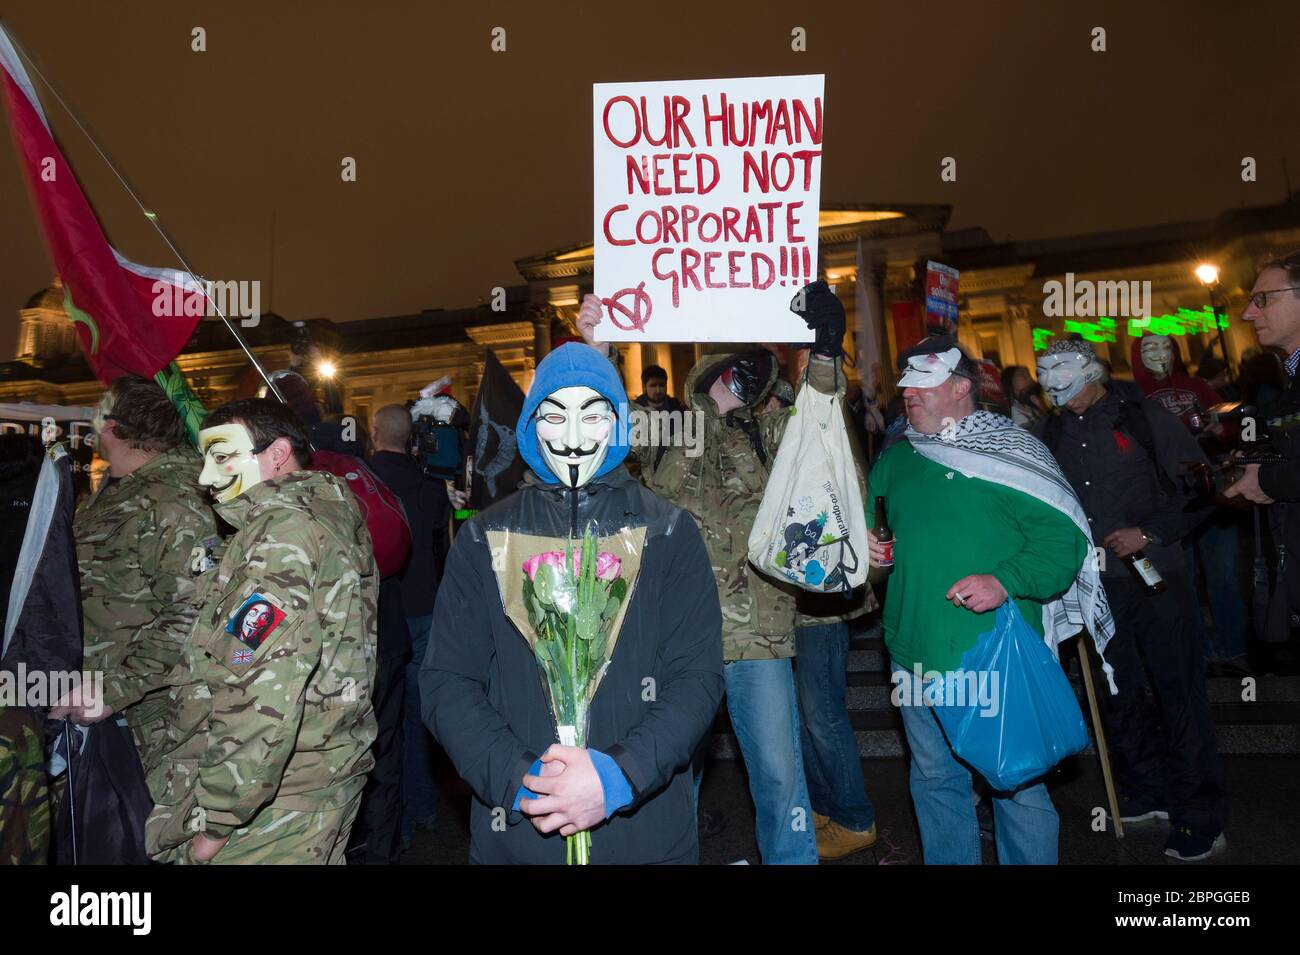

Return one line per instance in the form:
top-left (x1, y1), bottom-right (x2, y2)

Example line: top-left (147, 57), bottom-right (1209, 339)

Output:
top-left (1130, 337), bottom-right (1222, 429)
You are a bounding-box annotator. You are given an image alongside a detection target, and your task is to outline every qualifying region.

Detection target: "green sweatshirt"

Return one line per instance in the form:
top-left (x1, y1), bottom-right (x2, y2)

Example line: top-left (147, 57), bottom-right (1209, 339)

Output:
top-left (869, 440), bottom-right (1088, 673)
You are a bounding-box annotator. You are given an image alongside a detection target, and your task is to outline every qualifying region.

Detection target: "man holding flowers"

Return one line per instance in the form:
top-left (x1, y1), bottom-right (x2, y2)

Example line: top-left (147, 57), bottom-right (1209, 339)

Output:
top-left (420, 342), bottom-right (725, 864)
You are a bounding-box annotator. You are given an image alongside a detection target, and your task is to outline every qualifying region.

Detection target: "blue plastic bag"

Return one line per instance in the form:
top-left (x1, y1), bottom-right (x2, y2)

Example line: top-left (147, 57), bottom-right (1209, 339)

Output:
top-left (930, 602), bottom-right (1090, 791)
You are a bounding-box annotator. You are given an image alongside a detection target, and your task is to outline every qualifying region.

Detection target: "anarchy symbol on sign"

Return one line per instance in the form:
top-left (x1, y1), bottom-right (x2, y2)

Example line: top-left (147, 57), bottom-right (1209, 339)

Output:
top-left (602, 282), bottom-right (652, 333)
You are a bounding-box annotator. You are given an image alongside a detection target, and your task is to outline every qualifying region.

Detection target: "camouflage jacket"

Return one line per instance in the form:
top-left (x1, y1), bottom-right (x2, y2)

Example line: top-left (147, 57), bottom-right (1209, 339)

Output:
top-left (630, 351), bottom-right (841, 661)
top-left (74, 447), bottom-right (218, 732)
top-left (145, 470), bottom-right (379, 851)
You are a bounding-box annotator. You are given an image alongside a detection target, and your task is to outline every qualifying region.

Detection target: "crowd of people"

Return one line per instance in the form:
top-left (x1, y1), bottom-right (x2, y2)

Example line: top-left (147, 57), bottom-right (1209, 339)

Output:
top-left (3, 252), bottom-right (1300, 866)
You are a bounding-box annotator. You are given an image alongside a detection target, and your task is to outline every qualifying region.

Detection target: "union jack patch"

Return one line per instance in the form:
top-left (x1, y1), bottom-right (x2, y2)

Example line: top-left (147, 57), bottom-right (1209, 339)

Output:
top-left (232, 649), bottom-right (254, 665)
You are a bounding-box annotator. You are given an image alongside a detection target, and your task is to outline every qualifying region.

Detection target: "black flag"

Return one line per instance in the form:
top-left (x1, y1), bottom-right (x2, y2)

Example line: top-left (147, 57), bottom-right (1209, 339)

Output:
top-left (468, 349), bottom-right (527, 510)
top-left (2, 441), bottom-right (82, 677)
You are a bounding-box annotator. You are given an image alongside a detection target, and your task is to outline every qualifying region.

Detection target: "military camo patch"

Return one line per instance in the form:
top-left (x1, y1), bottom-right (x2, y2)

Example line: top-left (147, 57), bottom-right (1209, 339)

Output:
top-left (225, 593), bottom-right (287, 650)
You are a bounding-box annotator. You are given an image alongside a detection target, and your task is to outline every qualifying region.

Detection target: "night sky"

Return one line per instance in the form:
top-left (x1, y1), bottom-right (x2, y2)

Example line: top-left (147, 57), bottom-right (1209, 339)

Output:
top-left (1, 0), bottom-right (1298, 359)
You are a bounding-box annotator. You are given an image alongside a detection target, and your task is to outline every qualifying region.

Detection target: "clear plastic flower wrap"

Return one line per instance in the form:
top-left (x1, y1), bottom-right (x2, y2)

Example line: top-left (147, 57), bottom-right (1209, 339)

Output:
top-left (486, 520), bottom-right (646, 864)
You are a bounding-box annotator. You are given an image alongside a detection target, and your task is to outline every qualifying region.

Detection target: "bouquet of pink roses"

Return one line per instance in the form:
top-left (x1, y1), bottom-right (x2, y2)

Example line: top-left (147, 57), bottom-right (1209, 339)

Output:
top-left (521, 526), bottom-right (629, 864)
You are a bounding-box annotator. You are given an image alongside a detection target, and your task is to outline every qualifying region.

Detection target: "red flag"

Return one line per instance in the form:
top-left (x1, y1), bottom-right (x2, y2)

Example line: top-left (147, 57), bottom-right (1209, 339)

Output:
top-left (0, 25), bottom-right (204, 383)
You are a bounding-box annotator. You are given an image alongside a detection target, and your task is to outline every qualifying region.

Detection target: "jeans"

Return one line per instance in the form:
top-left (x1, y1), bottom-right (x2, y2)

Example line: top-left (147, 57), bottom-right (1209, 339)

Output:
top-left (892, 662), bottom-right (1059, 865)
top-left (724, 658), bottom-right (819, 865)
top-left (794, 622), bottom-right (875, 831)
top-left (402, 614), bottom-right (439, 840)
top-left (1185, 515), bottom-right (1248, 661)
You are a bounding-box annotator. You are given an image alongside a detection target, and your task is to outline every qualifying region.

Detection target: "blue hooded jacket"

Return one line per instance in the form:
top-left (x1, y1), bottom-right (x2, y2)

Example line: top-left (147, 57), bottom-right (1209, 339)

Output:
top-left (516, 343), bottom-right (629, 485)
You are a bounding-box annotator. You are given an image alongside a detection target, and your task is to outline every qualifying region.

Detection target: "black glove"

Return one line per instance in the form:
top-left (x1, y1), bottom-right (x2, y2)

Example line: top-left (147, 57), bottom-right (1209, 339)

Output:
top-left (790, 280), bottom-right (844, 358)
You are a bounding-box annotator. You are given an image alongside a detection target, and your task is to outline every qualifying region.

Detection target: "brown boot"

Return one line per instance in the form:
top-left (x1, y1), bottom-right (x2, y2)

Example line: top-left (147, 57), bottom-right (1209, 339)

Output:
top-left (816, 820), bottom-right (877, 861)
top-left (812, 811), bottom-right (830, 830)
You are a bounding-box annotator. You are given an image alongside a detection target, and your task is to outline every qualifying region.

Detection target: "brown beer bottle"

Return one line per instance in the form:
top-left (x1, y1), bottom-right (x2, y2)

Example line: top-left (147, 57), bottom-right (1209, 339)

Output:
top-left (873, 496), bottom-right (894, 568)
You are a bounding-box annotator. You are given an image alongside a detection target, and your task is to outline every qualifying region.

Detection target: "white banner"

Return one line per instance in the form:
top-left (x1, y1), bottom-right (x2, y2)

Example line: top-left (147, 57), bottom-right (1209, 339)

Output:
top-left (593, 74), bottom-right (824, 343)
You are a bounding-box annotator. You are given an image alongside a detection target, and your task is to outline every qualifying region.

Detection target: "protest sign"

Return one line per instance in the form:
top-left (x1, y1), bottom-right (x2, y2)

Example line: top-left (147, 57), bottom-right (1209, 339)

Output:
top-left (925, 260), bottom-right (960, 328)
top-left (890, 301), bottom-right (926, 356)
top-left (974, 359), bottom-right (1008, 409)
top-left (593, 74), bottom-right (824, 343)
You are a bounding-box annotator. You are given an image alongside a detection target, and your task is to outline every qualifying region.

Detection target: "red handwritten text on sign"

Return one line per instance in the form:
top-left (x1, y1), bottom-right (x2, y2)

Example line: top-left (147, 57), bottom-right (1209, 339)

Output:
top-left (593, 76), bottom-right (824, 344)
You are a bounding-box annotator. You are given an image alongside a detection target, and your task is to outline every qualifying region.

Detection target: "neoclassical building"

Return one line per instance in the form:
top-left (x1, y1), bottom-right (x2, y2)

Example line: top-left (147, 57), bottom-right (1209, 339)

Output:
top-left (5, 196), bottom-right (1300, 418)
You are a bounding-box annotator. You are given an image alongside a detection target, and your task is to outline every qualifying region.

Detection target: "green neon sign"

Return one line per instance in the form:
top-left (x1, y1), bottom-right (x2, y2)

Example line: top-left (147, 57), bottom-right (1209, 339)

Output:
top-left (1063, 316), bottom-right (1117, 344)
top-left (1034, 306), bottom-right (1229, 351)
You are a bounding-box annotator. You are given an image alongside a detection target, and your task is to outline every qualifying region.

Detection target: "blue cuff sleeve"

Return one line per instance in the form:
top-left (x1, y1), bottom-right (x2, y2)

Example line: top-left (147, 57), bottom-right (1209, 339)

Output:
top-left (511, 757), bottom-right (544, 811)
top-left (590, 748), bottom-right (634, 817)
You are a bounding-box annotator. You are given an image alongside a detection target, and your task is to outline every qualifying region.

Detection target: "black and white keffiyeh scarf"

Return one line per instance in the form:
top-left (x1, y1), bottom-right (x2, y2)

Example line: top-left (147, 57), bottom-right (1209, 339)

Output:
top-left (905, 411), bottom-right (1117, 693)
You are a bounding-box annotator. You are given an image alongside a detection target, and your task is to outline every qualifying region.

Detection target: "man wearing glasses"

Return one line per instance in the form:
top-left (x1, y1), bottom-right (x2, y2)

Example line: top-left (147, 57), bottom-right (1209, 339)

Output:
top-left (1227, 252), bottom-right (1300, 505)
top-left (1226, 252), bottom-right (1300, 670)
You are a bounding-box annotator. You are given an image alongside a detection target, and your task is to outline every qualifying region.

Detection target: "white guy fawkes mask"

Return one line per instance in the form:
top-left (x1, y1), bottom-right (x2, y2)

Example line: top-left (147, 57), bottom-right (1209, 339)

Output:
top-left (1140, 336), bottom-right (1174, 377)
top-left (1037, 351), bottom-right (1098, 407)
top-left (535, 385), bottom-right (613, 488)
top-left (896, 347), bottom-right (962, 389)
top-left (198, 423), bottom-right (264, 503)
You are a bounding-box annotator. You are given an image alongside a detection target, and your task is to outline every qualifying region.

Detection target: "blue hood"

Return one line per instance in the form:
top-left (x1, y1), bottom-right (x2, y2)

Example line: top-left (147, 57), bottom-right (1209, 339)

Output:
top-left (517, 343), bottom-right (629, 485)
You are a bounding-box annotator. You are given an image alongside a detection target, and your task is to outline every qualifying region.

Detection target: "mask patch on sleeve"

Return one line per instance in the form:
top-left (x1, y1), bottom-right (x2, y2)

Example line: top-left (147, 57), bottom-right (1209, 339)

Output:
top-left (225, 593), bottom-right (288, 651)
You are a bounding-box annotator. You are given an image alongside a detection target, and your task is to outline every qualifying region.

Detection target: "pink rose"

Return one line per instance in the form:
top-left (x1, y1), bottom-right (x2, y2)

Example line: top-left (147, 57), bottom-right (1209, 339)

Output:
top-left (523, 548), bottom-right (620, 582)
top-left (595, 552), bottom-right (621, 581)
top-left (522, 551), bottom-right (567, 581)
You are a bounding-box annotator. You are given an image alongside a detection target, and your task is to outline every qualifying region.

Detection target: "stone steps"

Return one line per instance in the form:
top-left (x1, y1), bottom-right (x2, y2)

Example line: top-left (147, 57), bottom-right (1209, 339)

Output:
top-left (709, 619), bottom-right (1300, 758)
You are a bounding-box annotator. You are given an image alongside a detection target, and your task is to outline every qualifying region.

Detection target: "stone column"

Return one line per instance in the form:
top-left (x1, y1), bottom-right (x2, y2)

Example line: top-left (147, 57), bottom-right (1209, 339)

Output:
top-left (531, 305), bottom-right (553, 366)
top-left (1007, 302), bottom-right (1036, 369)
top-left (623, 343), bottom-right (644, 397)
top-left (858, 257), bottom-right (888, 393)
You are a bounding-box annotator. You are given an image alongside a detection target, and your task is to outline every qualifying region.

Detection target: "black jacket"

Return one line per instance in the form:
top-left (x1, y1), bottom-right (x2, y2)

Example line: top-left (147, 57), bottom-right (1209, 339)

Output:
top-left (1258, 372), bottom-right (1300, 502)
top-left (1034, 384), bottom-right (1209, 577)
top-left (420, 465), bottom-right (724, 864)
top-left (368, 450), bottom-right (449, 618)
top-left (1255, 372), bottom-right (1300, 624)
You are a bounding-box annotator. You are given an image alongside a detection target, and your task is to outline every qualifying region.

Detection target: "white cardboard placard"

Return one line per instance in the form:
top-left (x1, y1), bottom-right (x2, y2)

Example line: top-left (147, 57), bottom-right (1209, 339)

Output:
top-left (592, 74), bottom-right (824, 343)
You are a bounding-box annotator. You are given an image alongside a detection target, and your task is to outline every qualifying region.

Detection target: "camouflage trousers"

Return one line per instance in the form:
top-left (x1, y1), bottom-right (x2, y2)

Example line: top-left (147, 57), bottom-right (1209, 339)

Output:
top-left (0, 707), bottom-right (50, 865)
top-left (174, 793), bottom-right (362, 865)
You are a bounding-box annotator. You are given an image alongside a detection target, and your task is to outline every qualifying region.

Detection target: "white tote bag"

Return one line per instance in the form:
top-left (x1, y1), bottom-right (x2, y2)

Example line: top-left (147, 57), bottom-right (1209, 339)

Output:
top-left (748, 382), bottom-right (869, 593)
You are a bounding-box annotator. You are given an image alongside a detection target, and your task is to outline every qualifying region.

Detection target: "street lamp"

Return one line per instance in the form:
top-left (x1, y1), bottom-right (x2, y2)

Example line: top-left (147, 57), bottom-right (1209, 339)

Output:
top-left (317, 360), bottom-right (337, 379)
top-left (1195, 263), bottom-right (1233, 384)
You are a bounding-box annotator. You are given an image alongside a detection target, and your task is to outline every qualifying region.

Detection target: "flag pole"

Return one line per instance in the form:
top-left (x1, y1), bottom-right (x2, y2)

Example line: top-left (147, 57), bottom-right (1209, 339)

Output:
top-left (61, 719), bottom-right (78, 865)
top-left (1, 21), bottom-right (287, 406)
